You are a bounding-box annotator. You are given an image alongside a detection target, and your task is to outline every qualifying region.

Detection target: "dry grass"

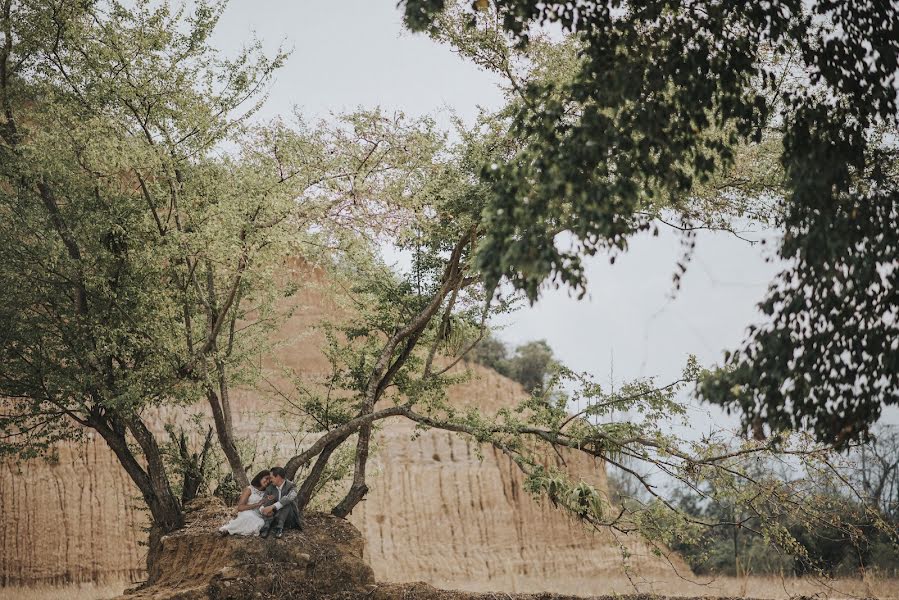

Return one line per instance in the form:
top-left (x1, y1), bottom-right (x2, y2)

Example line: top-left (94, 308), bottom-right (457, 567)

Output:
top-left (0, 575), bottom-right (896, 600)
top-left (610, 572), bottom-right (899, 599)
top-left (0, 582), bottom-right (127, 600)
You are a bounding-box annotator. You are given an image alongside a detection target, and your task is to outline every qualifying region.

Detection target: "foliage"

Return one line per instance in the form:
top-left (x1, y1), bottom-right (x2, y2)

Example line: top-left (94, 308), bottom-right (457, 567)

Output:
top-left (468, 332), bottom-right (510, 374)
top-left (295, 258), bottom-right (899, 575)
top-left (4, 4), bottom-right (896, 582)
top-left (504, 340), bottom-right (558, 394)
top-left (270, 109), bottom-right (511, 515)
top-left (0, 0), bottom-right (353, 532)
top-left (664, 451), bottom-right (899, 578)
top-left (260, 109), bottom-right (895, 575)
top-left (401, 0), bottom-right (899, 445)
top-left (468, 332), bottom-right (559, 394)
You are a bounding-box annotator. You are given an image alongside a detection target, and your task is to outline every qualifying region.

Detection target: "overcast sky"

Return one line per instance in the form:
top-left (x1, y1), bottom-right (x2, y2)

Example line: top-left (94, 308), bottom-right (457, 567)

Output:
top-left (210, 1), bottom-right (896, 433)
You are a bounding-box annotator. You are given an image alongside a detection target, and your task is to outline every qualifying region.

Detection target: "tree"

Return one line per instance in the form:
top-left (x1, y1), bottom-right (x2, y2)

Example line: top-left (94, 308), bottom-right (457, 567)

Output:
top-left (0, 0), bottom-right (337, 545)
top-left (275, 110), bottom-right (500, 516)
top-left (247, 109), bottom-right (896, 581)
top-left (468, 334), bottom-right (560, 394)
top-left (468, 331), bottom-right (510, 375)
top-left (507, 339), bottom-right (557, 394)
top-left (400, 0), bottom-right (899, 445)
top-left (3, 2), bottom-right (894, 583)
top-left (0, 0), bottom-right (459, 557)
top-left (851, 425), bottom-right (899, 523)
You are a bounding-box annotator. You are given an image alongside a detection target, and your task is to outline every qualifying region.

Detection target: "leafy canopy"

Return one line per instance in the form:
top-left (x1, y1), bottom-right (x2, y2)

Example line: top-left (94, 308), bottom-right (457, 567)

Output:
top-left (402, 0), bottom-right (899, 445)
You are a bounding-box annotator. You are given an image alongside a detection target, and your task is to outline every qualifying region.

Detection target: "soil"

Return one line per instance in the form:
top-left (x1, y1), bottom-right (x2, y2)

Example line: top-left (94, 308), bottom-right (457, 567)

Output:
top-left (115, 499), bottom-right (833, 600)
top-left (117, 498), bottom-right (374, 600)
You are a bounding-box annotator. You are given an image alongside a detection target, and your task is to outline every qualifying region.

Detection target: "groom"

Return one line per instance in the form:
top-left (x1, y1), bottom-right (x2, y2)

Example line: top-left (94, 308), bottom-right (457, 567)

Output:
top-left (259, 466), bottom-right (302, 539)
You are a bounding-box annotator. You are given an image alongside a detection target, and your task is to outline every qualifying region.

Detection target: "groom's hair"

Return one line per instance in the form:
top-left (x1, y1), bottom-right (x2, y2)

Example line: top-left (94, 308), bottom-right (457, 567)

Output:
top-left (270, 466), bottom-right (286, 479)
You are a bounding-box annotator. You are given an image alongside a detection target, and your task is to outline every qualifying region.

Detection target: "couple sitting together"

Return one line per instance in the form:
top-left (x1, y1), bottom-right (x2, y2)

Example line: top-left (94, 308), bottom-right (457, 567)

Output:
top-left (218, 466), bottom-right (302, 539)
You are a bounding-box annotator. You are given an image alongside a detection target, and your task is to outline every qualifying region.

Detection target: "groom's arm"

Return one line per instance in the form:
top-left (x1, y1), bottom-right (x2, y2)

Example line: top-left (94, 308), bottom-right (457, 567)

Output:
top-left (274, 482), bottom-right (298, 510)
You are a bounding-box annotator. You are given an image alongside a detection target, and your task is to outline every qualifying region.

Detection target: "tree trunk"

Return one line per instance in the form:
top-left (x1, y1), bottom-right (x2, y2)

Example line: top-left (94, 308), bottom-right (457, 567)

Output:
top-left (732, 506), bottom-right (740, 578)
top-left (332, 424), bottom-right (371, 518)
top-left (124, 416), bottom-right (184, 530)
top-left (295, 438), bottom-right (344, 511)
top-left (173, 426), bottom-right (215, 505)
top-left (90, 411), bottom-right (184, 579)
top-left (146, 524), bottom-right (167, 584)
top-left (206, 383), bottom-right (249, 488)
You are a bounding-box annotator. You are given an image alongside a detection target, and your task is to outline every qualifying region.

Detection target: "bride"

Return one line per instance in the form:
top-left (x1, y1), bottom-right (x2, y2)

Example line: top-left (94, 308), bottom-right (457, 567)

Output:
top-left (218, 469), bottom-right (273, 536)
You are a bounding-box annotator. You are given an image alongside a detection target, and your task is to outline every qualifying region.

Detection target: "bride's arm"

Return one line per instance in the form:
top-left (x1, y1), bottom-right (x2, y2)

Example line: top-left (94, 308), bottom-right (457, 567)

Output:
top-left (235, 487), bottom-right (262, 512)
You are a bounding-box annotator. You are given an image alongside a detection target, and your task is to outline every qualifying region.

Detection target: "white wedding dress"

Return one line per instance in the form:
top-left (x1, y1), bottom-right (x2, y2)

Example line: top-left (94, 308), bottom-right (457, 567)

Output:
top-left (219, 486), bottom-right (266, 536)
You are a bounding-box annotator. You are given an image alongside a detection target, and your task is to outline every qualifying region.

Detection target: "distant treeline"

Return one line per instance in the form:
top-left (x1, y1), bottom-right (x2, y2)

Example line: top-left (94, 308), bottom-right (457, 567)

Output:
top-left (670, 487), bottom-right (899, 578)
top-left (611, 427), bottom-right (899, 578)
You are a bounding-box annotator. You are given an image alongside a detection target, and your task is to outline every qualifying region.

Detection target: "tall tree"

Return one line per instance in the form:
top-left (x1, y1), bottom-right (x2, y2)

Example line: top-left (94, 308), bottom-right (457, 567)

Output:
top-left (401, 0), bottom-right (899, 445)
top-left (0, 0), bottom-right (302, 545)
top-left (259, 111), bottom-right (896, 582)
top-left (851, 425), bottom-right (899, 523)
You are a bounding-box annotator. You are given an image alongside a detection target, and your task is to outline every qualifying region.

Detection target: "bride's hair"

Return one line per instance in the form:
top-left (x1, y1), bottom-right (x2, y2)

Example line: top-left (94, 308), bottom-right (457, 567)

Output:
top-left (250, 469), bottom-right (271, 489)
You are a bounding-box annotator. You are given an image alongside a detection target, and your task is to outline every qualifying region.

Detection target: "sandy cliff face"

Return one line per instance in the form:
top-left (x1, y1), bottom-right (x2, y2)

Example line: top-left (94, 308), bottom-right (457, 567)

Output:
top-left (0, 269), bottom-right (679, 592)
top-left (352, 424), bottom-right (625, 593)
top-left (0, 438), bottom-right (147, 586)
top-left (348, 368), bottom-right (643, 594)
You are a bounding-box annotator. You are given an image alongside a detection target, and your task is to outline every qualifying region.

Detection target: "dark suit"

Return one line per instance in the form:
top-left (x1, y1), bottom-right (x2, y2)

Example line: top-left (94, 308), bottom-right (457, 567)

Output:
top-left (261, 479), bottom-right (302, 531)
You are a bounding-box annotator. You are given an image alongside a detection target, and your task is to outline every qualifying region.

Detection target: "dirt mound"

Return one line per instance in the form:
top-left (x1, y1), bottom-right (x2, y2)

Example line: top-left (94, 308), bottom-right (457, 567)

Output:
top-left (118, 498), bottom-right (374, 600)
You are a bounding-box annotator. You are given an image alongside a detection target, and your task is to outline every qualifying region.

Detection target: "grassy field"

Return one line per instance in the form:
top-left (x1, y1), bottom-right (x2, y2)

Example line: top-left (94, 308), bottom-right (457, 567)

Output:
top-left (0, 575), bottom-right (897, 600)
top-left (619, 573), bottom-right (899, 599)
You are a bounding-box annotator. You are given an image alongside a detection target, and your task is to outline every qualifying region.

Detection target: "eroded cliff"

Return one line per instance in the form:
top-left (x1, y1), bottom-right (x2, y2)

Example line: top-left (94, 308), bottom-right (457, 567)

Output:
top-left (0, 269), bottom-right (682, 593)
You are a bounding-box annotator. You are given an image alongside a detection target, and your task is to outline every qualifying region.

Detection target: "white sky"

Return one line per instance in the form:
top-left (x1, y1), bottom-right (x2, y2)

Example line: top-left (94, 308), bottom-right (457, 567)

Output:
top-left (211, 0), bottom-right (897, 433)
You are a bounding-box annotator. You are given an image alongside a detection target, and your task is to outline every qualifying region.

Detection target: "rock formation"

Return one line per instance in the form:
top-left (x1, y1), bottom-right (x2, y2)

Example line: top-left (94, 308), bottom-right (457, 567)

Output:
top-left (0, 438), bottom-right (147, 586)
top-left (1, 269), bottom-right (683, 593)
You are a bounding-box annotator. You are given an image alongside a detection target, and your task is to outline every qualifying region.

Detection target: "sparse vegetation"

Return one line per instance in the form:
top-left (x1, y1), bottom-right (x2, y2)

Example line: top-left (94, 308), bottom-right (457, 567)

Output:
top-left (608, 425), bottom-right (899, 579)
